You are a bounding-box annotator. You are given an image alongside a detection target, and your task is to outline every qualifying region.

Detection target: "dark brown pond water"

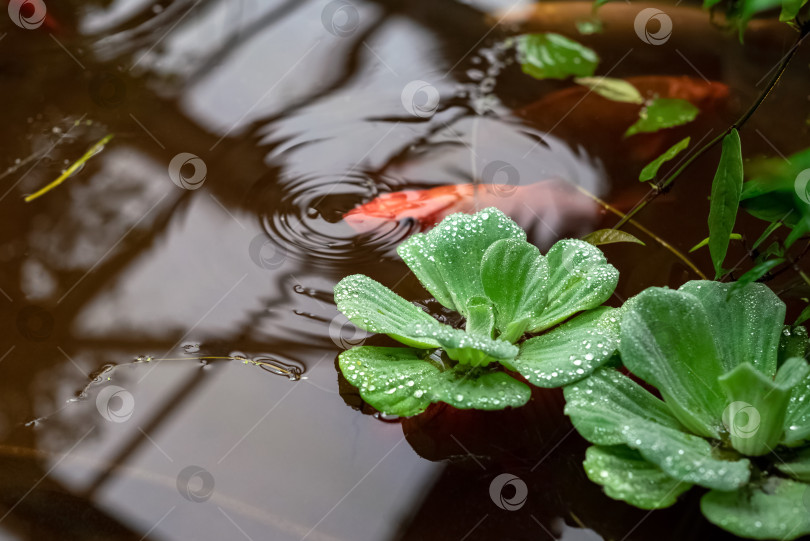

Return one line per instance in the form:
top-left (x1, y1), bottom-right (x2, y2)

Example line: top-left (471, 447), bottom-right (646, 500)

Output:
top-left (1, 1), bottom-right (809, 540)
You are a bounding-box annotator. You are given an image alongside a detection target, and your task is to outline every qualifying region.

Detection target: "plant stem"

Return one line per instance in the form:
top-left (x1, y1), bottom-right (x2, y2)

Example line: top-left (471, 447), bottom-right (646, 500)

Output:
top-left (571, 183), bottom-right (707, 279)
top-left (612, 30), bottom-right (808, 231)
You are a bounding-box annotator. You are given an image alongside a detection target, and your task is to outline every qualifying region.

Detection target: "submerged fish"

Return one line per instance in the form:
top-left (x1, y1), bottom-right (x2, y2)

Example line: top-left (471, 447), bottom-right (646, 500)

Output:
top-left (343, 180), bottom-right (599, 245)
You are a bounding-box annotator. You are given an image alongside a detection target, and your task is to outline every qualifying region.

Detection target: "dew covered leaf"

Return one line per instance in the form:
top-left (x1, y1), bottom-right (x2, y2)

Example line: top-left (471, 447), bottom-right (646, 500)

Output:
top-left (530, 239), bottom-right (619, 332)
top-left (574, 76), bottom-right (644, 104)
top-left (639, 137), bottom-right (690, 182)
top-left (397, 208), bottom-right (525, 318)
top-left (334, 274), bottom-right (446, 349)
top-left (625, 98), bottom-right (699, 137)
top-left (426, 365), bottom-right (531, 410)
top-left (408, 321), bottom-right (518, 367)
top-left (701, 477), bottom-right (810, 540)
top-left (678, 280), bottom-right (785, 376)
top-left (581, 229), bottom-right (645, 247)
top-left (518, 33), bottom-right (599, 80)
top-left (583, 445), bottom-right (692, 509)
top-left (620, 286), bottom-right (727, 438)
top-left (338, 346), bottom-right (438, 416)
top-left (480, 238), bottom-right (549, 341)
top-left (780, 325), bottom-right (809, 363)
top-left (783, 363), bottom-right (810, 446)
top-left (506, 307), bottom-right (621, 387)
top-left (708, 129), bottom-right (744, 279)
top-left (565, 368), bottom-right (751, 490)
top-left (717, 359), bottom-right (808, 456)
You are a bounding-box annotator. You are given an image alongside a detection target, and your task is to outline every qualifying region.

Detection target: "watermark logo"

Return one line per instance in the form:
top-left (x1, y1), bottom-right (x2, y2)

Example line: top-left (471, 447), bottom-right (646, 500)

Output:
top-left (634, 8), bottom-right (672, 45)
top-left (8, 0), bottom-right (46, 30)
top-left (248, 234), bottom-right (287, 270)
top-left (96, 385), bottom-right (135, 423)
top-left (177, 465), bottom-right (215, 502)
top-left (795, 169), bottom-right (810, 205)
top-left (329, 313), bottom-right (368, 349)
top-left (16, 305), bottom-right (54, 341)
top-left (401, 80), bottom-right (440, 119)
top-left (168, 153), bottom-right (207, 190)
top-left (321, 0), bottom-right (360, 37)
top-left (89, 72), bottom-right (127, 108)
top-left (482, 160), bottom-right (520, 197)
top-left (489, 473), bottom-right (528, 511)
top-left (722, 401), bottom-right (760, 439)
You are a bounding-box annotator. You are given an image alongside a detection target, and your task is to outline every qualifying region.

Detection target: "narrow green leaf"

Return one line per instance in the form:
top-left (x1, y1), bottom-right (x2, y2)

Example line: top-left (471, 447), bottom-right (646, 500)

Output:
top-left (530, 239), bottom-right (619, 332)
top-left (583, 445), bottom-right (693, 509)
top-left (581, 229), bottom-right (645, 247)
top-left (574, 77), bottom-right (644, 104)
top-left (689, 233), bottom-right (742, 253)
top-left (726, 259), bottom-right (785, 297)
top-left (780, 0), bottom-right (808, 21)
top-left (717, 359), bottom-right (808, 456)
top-left (701, 477), bottom-right (810, 540)
top-left (639, 137), bottom-right (691, 182)
top-left (620, 286), bottom-right (727, 438)
top-left (752, 221), bottom-right (782, 251)
top-left (397, 208), bottom-right (525, 318)
top-left (506, 307), bottom-right (620, 387)
top-left (708, 129), bottom-right (744, 279)
top-left (480, 238), bottom-right (549, 341)
top-left (797, 306), bottom-right (810, 326)
top-left (518, 33), bottom-right (599, 80)
top-left (565, 368), bottom-right (751, 490)
top-left (625, 98), bottom-right (699, 137)
top-left (338, 346), bottom-right (438, 416)
top-left (678, 281), bottom-right (786, 376)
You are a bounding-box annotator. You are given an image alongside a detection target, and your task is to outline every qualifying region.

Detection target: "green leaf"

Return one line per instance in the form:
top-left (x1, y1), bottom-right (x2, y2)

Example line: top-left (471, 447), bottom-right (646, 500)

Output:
top-left (727, 259), bottom-right (785, 297)
top-left (426, 365), bottom-right (531, 410)
top-left (565, 368), bottom-right (751, 490)
top-left (717, 359), bottom-right (808, 455)
top-left (530, 239), bottom-right (619, 332)
top-left (780, 325), bottom-right (809, 362)
top-left (639, 137), bottom-right (691, 182)
top-left (620, 286), bottom-right (727, 438)
top-left (783, 363), bottom-right (810, 445)
top-left (775, 447), bottom-right (810, 481)
top-left (397, 208), bottom-right (525, 318)
top-left (678, 281), bottom-right (785, 376)
top-left (574, 77), bottom-right (644, 104)
top-left (464, 296), bottom-right (496, 339)
top-left (701, 477), bottom-right (810, 540)
top-left (581, 229), bottom-right (645, 247)
top-left (689, 233), bottom-right (742, 253)
top-left (708, 129), bottom-right (744, 279)
top-left (780, 0), bottom-right (808, 21)
top-left (564, 368), bottom-right (684, 445)
top-left (338, 346), bottom-right (530, 416)
top-left (408, 321), bottom-right (518, 367)
top-left (338, 346), bottom-right (438, 416)
top-left (583, 445), bottom-right (692, 509)
top-left (625, 98), bottom-right (699, 137)
top-left (334, 274), bottom-right (446, 349)
top-left (518, 33), bottom-right (599, 80)
top-left (797, 307), bottom-right (810, 326)
top-left (506, 307), bottom-right (621, 387)
top-left (480, 238), bottom-right (549, 342)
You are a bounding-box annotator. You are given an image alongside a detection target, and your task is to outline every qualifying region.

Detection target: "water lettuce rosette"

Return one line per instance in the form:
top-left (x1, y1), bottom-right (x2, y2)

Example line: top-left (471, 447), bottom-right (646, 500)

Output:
top-left (334, 207), bottom-right (620, 416)
top-left (565, 280), bottom-right (810, 539)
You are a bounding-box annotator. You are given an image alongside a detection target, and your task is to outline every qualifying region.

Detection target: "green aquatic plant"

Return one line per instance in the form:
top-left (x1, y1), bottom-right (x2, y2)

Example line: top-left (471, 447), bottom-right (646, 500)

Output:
top-left (565, 280), bottom-right (810, 539)
top-left (334, 208), bottom-right (621, 416)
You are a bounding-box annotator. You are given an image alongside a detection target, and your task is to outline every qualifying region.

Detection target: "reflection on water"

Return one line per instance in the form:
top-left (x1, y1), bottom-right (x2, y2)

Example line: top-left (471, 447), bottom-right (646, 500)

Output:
top-left (0, 0), bottom-right (808, 539)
